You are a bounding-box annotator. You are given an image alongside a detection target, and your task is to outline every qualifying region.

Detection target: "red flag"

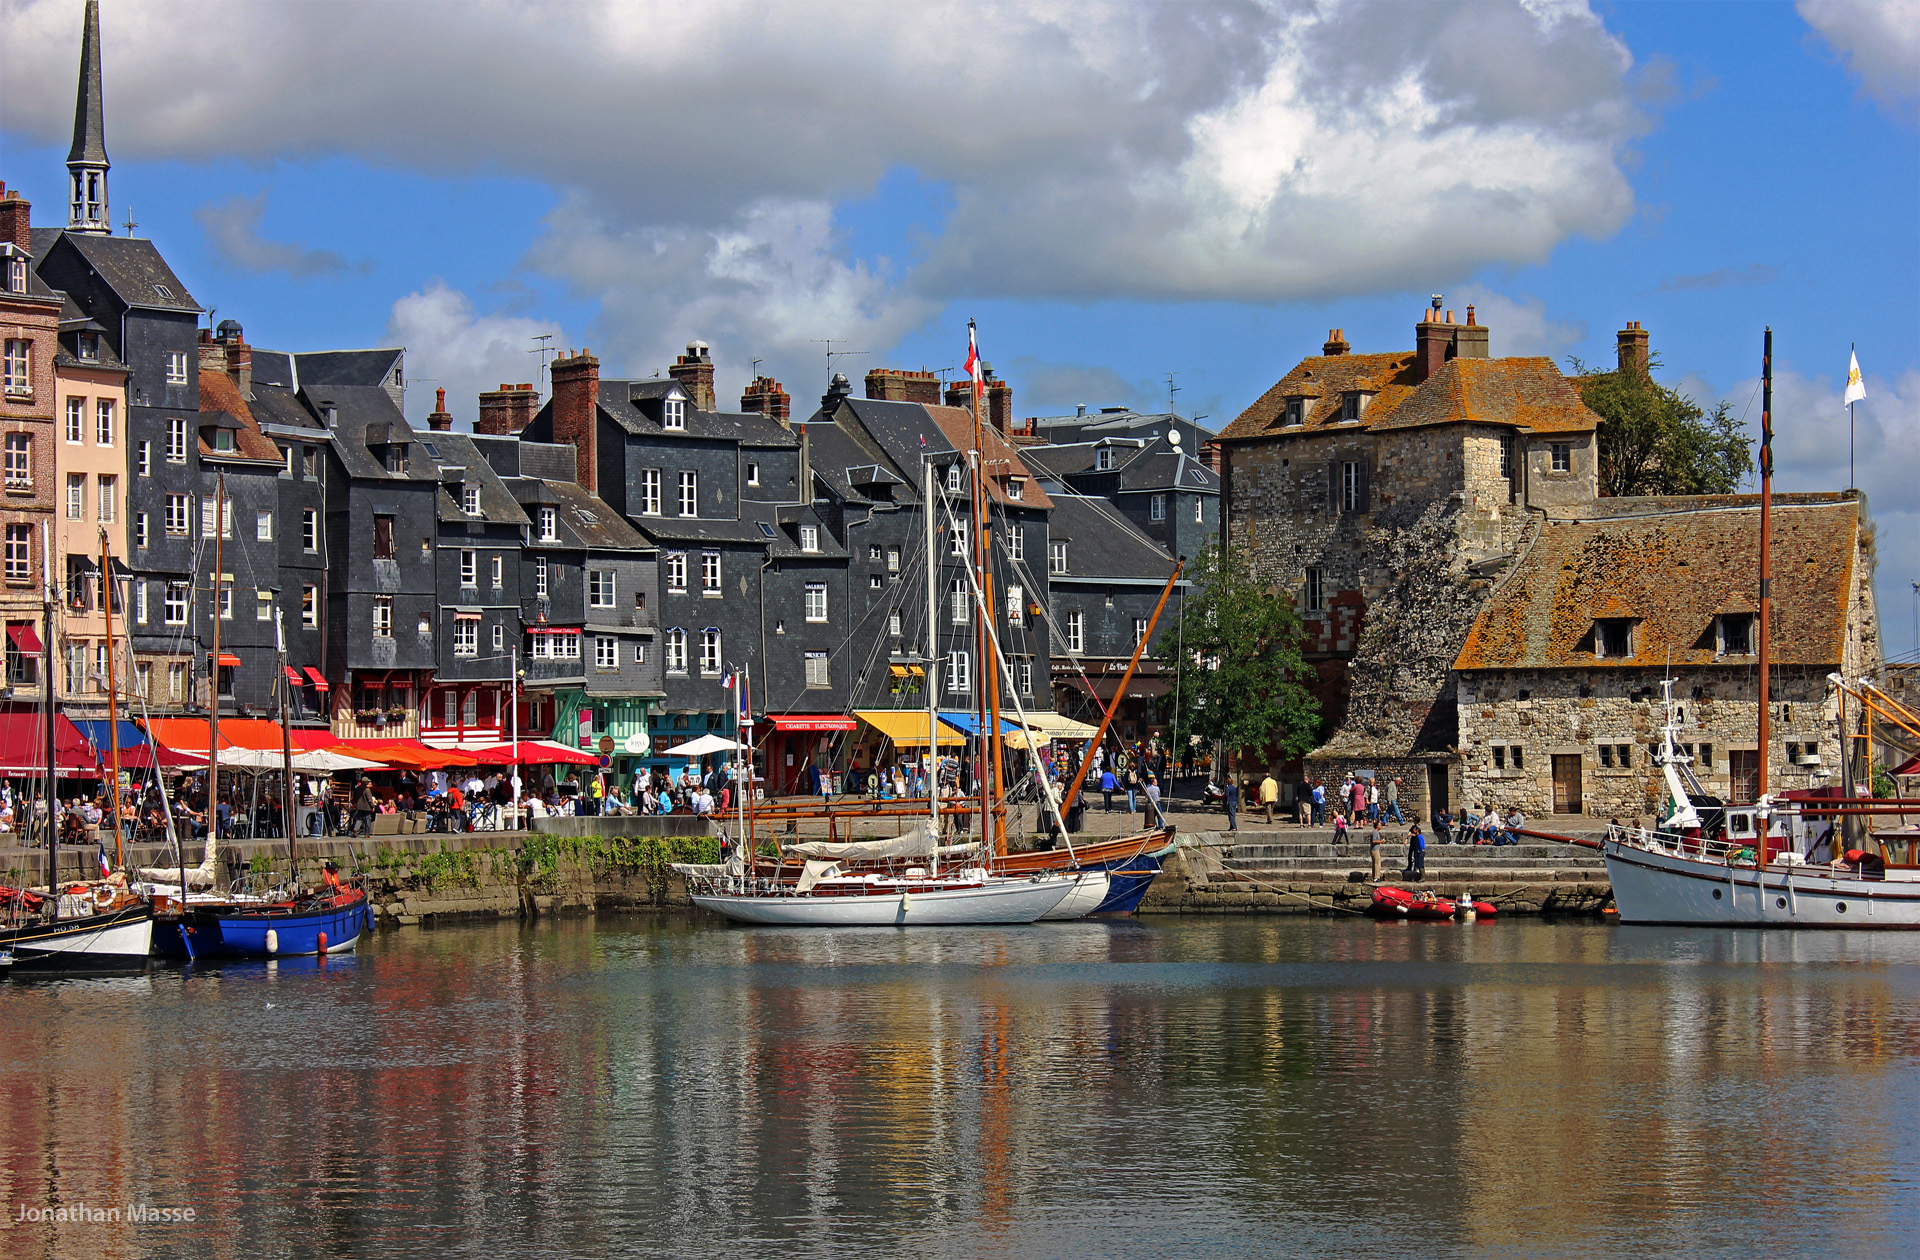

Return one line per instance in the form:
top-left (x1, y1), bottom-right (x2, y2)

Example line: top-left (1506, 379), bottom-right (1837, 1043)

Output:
top-left (964, 322), bottom-right (982, 400)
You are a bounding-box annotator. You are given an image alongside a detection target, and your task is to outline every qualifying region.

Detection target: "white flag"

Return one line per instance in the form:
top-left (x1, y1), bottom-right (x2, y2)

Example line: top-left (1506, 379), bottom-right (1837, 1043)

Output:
top-left (1843, 350), bottom-right (1866, 406)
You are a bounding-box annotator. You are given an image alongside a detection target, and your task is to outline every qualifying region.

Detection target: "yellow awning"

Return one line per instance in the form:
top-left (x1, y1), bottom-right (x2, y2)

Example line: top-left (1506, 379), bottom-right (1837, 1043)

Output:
top-left (889, 664), bottom-right (909, 677)
top-left (856, 709), bottom-right (963, 747)
top-left (886, 664), bottom-right (926, 678)
top-left (1020, 712), bottom-right (1100, 740)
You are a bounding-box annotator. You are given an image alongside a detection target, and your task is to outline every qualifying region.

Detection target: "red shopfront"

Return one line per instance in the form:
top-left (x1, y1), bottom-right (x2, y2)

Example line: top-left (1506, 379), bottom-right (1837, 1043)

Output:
top-left (761, 714), bottom-right (859, 795)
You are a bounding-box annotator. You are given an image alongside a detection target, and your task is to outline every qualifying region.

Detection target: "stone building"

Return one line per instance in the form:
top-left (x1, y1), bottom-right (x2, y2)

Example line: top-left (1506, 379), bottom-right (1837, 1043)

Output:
top-left (1216, 306), bottom-right (1604, 815)
top-left (1452, 494), bottom-right (1880, 818)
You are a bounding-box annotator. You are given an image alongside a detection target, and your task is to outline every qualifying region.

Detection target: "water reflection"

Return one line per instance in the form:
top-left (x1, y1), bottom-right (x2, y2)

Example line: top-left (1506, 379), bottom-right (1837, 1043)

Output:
top-left (0, 918), bottom-right (1916, 1259)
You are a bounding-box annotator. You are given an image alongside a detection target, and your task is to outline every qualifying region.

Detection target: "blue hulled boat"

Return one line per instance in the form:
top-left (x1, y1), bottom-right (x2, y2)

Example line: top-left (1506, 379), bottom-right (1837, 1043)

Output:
top-left (206, 888), bottom-right (372, 958)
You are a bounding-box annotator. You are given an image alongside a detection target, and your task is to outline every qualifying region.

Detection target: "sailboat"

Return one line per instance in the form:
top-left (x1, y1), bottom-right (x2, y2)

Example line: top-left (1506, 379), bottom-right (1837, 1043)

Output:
top-left (0, 523), bottom-right (152, 975)
top-left (1602, 330), bottom-right (1920, 928)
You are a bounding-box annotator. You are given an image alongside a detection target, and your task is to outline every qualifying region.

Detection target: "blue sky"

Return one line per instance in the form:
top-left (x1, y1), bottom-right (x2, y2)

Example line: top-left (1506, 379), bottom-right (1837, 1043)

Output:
top-left (1, 0), bottom-right (1915, 652)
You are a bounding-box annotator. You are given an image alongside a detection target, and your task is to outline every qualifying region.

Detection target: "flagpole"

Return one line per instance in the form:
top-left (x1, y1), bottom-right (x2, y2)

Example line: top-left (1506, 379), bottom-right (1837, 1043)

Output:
top-left (1849, 341), bottom-right (1855, 490)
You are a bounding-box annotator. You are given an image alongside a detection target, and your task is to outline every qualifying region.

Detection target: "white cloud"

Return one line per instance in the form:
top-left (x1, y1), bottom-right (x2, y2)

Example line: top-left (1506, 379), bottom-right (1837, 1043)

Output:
top-left (194, 193), bottom-right (356, 278)
top-left (383, 282), bottom-right (564, 430)
top-left (1798, 0), bottom-right (1920, 121)
top-left (1453, 285), bottom-right (1587, 360)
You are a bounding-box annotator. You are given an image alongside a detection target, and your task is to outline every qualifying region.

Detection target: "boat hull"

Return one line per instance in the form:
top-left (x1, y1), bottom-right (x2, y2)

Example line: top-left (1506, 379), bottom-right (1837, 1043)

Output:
top-left (209, 892), bottom-right (371, 957)
top-left (1605, 841), bottom-right (1920, 929)
top-left (693, 876), bottom-right (1077, 926)
top-left (1092, 856), bottom-right (1165, 914)
top-left (1037, 871), bottom-right (1113, 920)
top-left (999, 832), bottom-right (1172, 915)
top-left (0, 905), bottom-right (153, 975)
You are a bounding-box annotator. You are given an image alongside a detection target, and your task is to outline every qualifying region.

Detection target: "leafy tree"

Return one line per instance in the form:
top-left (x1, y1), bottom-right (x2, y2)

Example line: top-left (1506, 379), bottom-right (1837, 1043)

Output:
top-left (1156, 544), bottom-right (1321, 775)
top-left (1571, 355), bottom-right (1753, 497)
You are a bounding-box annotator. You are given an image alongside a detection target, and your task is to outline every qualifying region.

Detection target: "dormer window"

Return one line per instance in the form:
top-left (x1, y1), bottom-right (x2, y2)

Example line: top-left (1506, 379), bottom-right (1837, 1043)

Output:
top-left (461, 484), bottom-right (481, 516)
top-left (538, 507), bottom-right (557, 542)
top-left (1283, 398), bottom-right (1305, 426)
top-left (385, 443), bottom-right (408, 474)
top-left (1716, 613), bottom-right (1754, 657)
top-left (212, 429), bottom-right (234, 453)
top-left (664, 397), bottom-right (686, 430)
top-left (1095, 447), bottom-right (1113, 471)
top-left (1007, 476), bottom-right (1025, 500)
top-left (946, 463), bottom-right (964, 494)
top-left (5, 257), bottom-right (24, 294)
top-left (800, 525), bottom-right (819, 553)
top-left (77, 333), bottom-right (98, 361)
top-left (1339, 392), bottom-right (1373, 422)
top-left (1595, 618), bottom-right (1634, 658)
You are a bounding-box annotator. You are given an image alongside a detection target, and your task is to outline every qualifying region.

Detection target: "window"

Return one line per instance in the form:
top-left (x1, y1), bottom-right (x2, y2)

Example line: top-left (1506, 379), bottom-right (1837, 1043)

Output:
top-left (1340, 392), bottom-right (1372, 422)
top-left (1016, 658), bottom-right (1033, 696)
top-left (134, 662), bottom-right (149, 698)
top-left (699, 551), bottom-right (720, 593)
top-left (373, 515), bottom-right (394, 560)
top-left (65, 644), bottom-right (85, 694)
top-left (1499, 435), bottom-right (1515, 481)
top-left (800, 525), bottom-right (819, 553)
top-left (1006, 584), bottom-right (1024, 626)
top-left (640, 468), bottom-right (661, 516)
top-left (867, 545), bottom-right (882, 562)
top-left (301, 585), bottom-right (318, 627)
top-left (302, 447), bottom-right (316, 477)
top-left (805, 582), bottom-right (828, 622)
top-left (372, 596), bottom-right (393, 637)
top-left (245, 506), bottom-right (266, 540)
top-left (1095, 448), bottom-right (1113, 471)
top-left (1550, 442), bottom-right (1571, 473)
top-left (164, 581), bottom-right (188, 624)
top-left (664, 397), bottom-right (686, 430)
top-left (589, 569), bottom-right (616, 607)
top-left (66, 474), bottom-right (84, 520)
top-left (699, 628), bottom-right (721, 674)
top-left (535, 557), bottom-right (550, 598)
top-left (384, 443), bottom-right (409, 474)
top-left (1283, 398), bottom-right (1304, 426)
top-left (168, 663), bottom-right (185, 702)
top-left (949, 521), bottom-right (968, 557)
top-left (302, 508), bottom-right (318, 552)
top-left (1195, 497), bottom-right (1205, 523)
top-left (1717, 613), bottom-right (1754, 656)
top-left (538, 507), bottom-right (557, 541)
top-left (1338, 460), bottom-right (1365, 513)
top-left (1007, 477), bottom-right (1025, 501)
top-left (1698, 743), bottom-right (1712, 771)
top-left (161, 494), bottom-right (186, 536)
top-left (6, 258), bottom-right (24, 295)
top-left (2, 341), bottom-right (31, 396)
top-left (66, 398), bottom-right (84, 444)
top-left (256, 591), bottom-right (273, 622)
top-left (1049, 540), bottom-right (1068, 574)
top-left (888, 609), bottom-right (901, 637)
top-left (1006, 528), bottom-right (1022, 562)
top-left (136, 440), bottom-right (151, 477)
top-left (870, 574), bottom-right (883, 590)
top-left (0, 526), bottom-right (26, 583)
top-left (1134, 617), bottom-right (1149, 648)
top-left (3, 433), bottom-right (29, 488)
top-left (1493, 746), bottom-right (1505, 771)
top-left (218, 578), bottom-right (233, 620)
top-left (134, 580), bottom-right (148, 624)
top-left (1512, 746), bottom-right (1524, 771)
top-left (201, 495), bottom-right (231, 538)
top-left (134, 512), bottom-right (148, 549)
top-left (490, 555), bottom-right (503, 588)
top-left (632, 641), bottom-right (645, 664)
top-left (947, 464), bottom-right (964, 493)
top-left (1150, 494), bottom-right (1165, 521)
top-left (1599, 744), bottom-right (1614, 768)
top-left (746, 462), bottom-right (760, 487)
top-left (1596, 618), bottom-right (1633, 658)
top-left (950, 578), bottom-right (968, 625)
top-left (462, 484), bottom-right (481, 516)
top-left (163, 417), bottom-right (186, 463)
top-left (453, 621), bottom-right (478, 657)
top-left (805, 652), bottom-right (829, 688)
top-left (594, 635), bottom-right (617, 669)
top-left (678, 471), bottom-right (698, 517)
top-left (460, 550), bottom-right (478, 587)
top-left (1066, 609), bottom-right (1084, 653)
top-left (165, 352), bottom-right (188, 384)
top-left (887, 545), bottom-right (901, 572)
top-left (947, 649), bottom-right (970, 693)
top-left (665, 628), bottom-right (687, 673)
top-left (1304, 567), bottom-right (1324, 613)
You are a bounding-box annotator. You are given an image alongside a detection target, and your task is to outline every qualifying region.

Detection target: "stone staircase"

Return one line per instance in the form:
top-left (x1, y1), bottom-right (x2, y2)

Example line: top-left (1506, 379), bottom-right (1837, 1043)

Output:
top-left (1217, 839), bottom-right (1607, 887)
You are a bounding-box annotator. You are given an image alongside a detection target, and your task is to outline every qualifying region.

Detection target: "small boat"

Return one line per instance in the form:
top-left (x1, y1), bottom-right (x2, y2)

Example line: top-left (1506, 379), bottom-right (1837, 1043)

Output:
top-left (1370, 886), bottom-right (1497, 920)
top-left (998, 830), bottom-right (1175, 915)
top-left (0, 902), bottom-right (154, 975)
top-left (205, 886), bottom-right (371, 958)
top-left (690, 871), bottom-right (1085, 927)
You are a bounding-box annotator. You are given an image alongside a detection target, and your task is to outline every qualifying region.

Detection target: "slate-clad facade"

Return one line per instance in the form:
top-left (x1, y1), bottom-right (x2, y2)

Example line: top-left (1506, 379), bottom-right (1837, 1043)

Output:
top-left (425, 424), bottom-right (529, 749)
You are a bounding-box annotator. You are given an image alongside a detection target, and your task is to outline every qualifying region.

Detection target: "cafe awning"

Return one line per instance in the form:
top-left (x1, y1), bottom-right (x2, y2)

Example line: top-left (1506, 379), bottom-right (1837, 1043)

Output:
top-left (143, 717), bottom-right (233, 753)
top-left (855, 709), bottom-right (963, 748)
top-left (766, 714), bottom-right (859, 732)
top-left (0, 713), bottom-right (100, 777)
top-left (1019, 712), bottom-right (1101, 740)
top-left (938, 711), bottom-right (1022, 738)
top-left (887, 663), bottom-right (925, 678)
top-left (212, 653), bottom-right (242, 668)
top-left (302, 667), bottom-right (330, 692)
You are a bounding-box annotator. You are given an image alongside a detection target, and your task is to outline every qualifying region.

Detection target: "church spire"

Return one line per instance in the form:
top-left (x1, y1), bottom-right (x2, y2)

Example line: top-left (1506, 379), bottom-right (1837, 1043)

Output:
top-left (66, 0), bottom-right (110, 233)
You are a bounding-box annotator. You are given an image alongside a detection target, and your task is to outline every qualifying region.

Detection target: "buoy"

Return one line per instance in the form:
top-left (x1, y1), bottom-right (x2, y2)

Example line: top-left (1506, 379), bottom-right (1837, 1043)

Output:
top-left (265, 928), bottom-right (279, 954)
top-left (316, 931), bottom-right (328, 956)
top-left (1458, 892), bottom-right (1477, 922)
top-left (900, 889), bottom-right (912, 914)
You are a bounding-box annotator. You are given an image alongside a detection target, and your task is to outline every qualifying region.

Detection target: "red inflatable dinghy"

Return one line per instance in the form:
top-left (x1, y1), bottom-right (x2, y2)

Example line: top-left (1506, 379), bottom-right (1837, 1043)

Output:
top-left (1370, 886), bottom-right (1498, 919)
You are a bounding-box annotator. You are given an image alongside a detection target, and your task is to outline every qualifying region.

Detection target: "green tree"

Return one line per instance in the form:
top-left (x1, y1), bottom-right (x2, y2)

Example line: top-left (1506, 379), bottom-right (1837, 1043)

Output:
top-left (1156, 545), bottom-right (1321, 773)
top-left (1571, 356), bottom-right (1753, 496)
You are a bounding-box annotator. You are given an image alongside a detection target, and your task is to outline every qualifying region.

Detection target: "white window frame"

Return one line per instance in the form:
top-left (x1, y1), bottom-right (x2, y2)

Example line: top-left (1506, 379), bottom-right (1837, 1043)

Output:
top-left (745, 462), bottom-right (760, 487)
top-left (664, 397), bottom-right (686, 430)
top-left (1149, 494), bottom-right (1165, 521)
top-left (166, 417), bottom-right (187, 463)
top-left (1304, 567), bottom-right (1324, 613)
top-left (800, 525), bottom-right (819, 553)
top-left (535, 557), bottom-right (550, 599)
top-left (256, 591), bottom-right (274, 623)
top-left (460, 549), bottom-right (477, 587)
top-left (699, 628), bottom-right (721, 675)
top-left (454, 621), bottom-right (478, 657)
top-left (136, 440), bottom-right (151, 477)
top-left (66, 397), bottom-right (84, 444)
top-left (1066, 609), bottom-right (1084, 653)
top-left (134, 512), bottom-right (149, 549)
top-left (65, 474), bottom-right (84, 521)
top-left (1, 341), bottom-right (28, 397)
top-left (1049, 541), bottom-right (1068, 574)
top-left (164, 582), bottom-right (188, 625)
top-left (253, 507), bottom-right (269, 540)
top-left (96, 398), bottom-right (114, 446)
top-left (1006, 528), bottom-right (1023, 562)
top-left (678, 470), bottom-right (698, 517)
top-left (134, 581), bottom-right (148, 625)
top-left (301, 508), bottom-right (318, 552)
top-left (372, 596), bottom-right (393, 637)
top-left (595, 636), bottom-right (618, 670)
top-left (947, 649), bottom-right (970, 693)
top-left (538, 507), bottom-right (557, 542)
top-left (949, 521), bottom-right (968, 557)
top-left (701, 551), bottom-right (721, 593)
top-left (2, 433), bottom-right (27, 489)
top-left (166, 494), bottom-right (190, 536)
top-left (491, 555), bottom-right (503, 588)
top-left (805, 582), bottom-right (827, 623)
top-left (666, 553), bottom-right (686, 592)
top-left (165, 351), bottom-right (188, 385)
top-left (640, 468), bottom-right (661, 516)
top-left (804, 651), bottom-right (829, 688)
top-left (492, 623), bottom-right (504, 652)
top-left (301, 584), bottom-right (318, 627)
top-left (462, 484), bottom-right (481, 516)
top-left (950, 578), bottom-right (968, 625)
top-left (665, 628), bottom-right (688, 673)
top-left (589, 569), bottom-right (616, 608)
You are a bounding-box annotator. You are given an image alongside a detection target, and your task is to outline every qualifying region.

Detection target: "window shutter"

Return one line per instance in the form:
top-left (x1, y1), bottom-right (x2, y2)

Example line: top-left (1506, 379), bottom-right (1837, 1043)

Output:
top-left (1327, 461), bottom-right (1340, 513)
top-left (1357, 459), bottom-right (1371, 513)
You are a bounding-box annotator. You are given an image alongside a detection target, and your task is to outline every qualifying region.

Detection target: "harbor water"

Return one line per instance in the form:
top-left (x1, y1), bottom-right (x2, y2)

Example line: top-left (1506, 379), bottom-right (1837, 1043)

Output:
top-left (1, 915), bottom-right (1916, 1258)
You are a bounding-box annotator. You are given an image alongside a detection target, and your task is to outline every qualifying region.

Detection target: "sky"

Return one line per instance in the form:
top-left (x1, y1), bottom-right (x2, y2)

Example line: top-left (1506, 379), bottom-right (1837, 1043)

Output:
top-left (1, 0), bottom-right (1915, 656)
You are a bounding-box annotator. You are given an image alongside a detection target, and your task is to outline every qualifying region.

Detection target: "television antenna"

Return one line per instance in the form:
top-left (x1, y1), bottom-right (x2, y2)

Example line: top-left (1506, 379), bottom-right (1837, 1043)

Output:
top-left (810, 339), bottom-right (869, 369)
top-left (528, 334), bottom-right (557, 392)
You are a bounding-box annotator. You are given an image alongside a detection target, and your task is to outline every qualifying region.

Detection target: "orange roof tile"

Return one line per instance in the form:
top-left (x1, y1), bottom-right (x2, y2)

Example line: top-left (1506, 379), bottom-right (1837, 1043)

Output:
top-left (927, 405), bottom-right (1055, 508)
top-left (1372, 356), bottom-right (1598, 435)
top-left (199, 369), bottom-right (285, 463)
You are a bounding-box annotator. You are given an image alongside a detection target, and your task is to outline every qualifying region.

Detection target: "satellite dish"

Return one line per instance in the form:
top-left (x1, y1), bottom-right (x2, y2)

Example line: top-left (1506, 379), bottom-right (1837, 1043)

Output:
top-left (1168, 429), bottom-right (1182, 447)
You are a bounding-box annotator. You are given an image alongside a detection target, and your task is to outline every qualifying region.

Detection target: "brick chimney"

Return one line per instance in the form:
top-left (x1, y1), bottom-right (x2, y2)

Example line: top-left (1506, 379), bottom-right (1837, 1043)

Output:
top-left (475, 382), bottom-right (539, 436)
top-left (1321, 328), bottom-right (1349, 356)
top-left (667, 340), bottom-right (715, 412)
top-left (549, 349), bottom-right (601, 491)
top-left (740, 375), bottom-right (791, 428)
top-left (426, 387), bottom-right (453, 432)
top-left (0, 184), bottom-right (29, 252)
top-left (1414, 299), bottom-right (1455, 384)
top-left (1616, 320), bottom-right (1650, 376)
top-left (865, 367), bottom-right (942, 405)
top-left (942, 366), bottom-right (1012, 432)
top-left (1453, 304), bottom-right (1489, 360)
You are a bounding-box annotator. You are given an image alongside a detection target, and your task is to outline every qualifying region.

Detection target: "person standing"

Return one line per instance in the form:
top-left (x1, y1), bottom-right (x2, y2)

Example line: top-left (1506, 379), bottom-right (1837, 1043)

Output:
top-left (1144, 773), bottom-right (1163, 827)
top-left (1259, 772), bottom-right (1279, 824)
top-left (1385, 776), bottom-right (1403, 824)
top-left (1101, 767), bottom-right (1118, 812)
top-left (1406, 822), bottom-right (1427, 880)
top-left (1125, 765), bottom-right (1140, 816)
top-left (1311, 780), bottom-right (1326, 826)
top-left (1369, 823), bottom-right (1386, 882)
top-left (1367, 779), bottom-right (1380, 824)
top-left (1223, 777), bottom-right (1239, 832)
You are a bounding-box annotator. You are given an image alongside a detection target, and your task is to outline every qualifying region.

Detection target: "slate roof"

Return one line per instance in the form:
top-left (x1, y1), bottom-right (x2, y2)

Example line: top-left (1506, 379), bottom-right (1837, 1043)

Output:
top-left (1044, 492), bottom-right (1177, 581)
top-left (594, 380), bottom-right (798, 446)
top-left (628, 516), bottom-right (772, 546)
top-left (751, 502), bottom-right (847, 559)
top-left (297, 384), bottom-right (440, 483)
top-left (430, 433), bottom-right (532, 527)
top-left (822, 397), bottom-right (961, 482)
top-left (1115, 437), bottom-right (1220, 494)
top-left (293, 349), bottom-right (403, 390)
top-left (197, 369), bottom-right (284, 464)
top-left (1454, 497), bottom-right (1860, 671)
top-left (1025, 410), bottom-right (1214, 448)
top-left (803, 417), bottom-right (909, 507)
top-left (508, 478), bottom-right (650, 552)
top-left (47, 232), bottom-right (200, 313)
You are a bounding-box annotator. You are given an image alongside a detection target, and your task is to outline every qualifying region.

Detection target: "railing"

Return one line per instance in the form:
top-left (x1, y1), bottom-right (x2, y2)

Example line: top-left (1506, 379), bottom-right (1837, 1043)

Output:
top-left (332, 712), bottom-right (419, 741)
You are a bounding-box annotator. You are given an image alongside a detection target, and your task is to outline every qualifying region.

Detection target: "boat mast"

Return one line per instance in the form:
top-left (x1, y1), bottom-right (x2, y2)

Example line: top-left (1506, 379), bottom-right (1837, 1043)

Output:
top-left (924, 456), bottom-right (941, 849)
top-left (1058, 560), bottom-right (1184, 817)
top-left (42, 523), bottom-right (56, 918)
top-left (1756, 329), bottom-right (1773, 816)
top-left (100, 528), bottom-right (123, 870)
top-left (207, 473), bottom-right (224, 873)
top-left (276, 609), bottom-right (296, 860)
top-left (968, 320), bottom-right (1006, 859)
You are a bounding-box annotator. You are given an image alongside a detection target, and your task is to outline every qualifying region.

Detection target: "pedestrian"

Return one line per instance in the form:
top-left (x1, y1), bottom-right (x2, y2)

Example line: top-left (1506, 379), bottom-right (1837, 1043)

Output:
top-left (1223, 778), bottom-right (1239, 832)
top-left (349, 777), bottom-right (376, 838)
top-left (1125, 765), bottom-right (1139, 816)
top-left (1311, 780), bottom-right (1326, 826)
top-left (1332, 810), bottom-right (1349, 847)
top-left (1406, 823), bottom-right (1427, 879)
top-left (1367, 779), bottom-right (1380, 824)
top-left (1259, 772), bottom-right (1279, 824)
top-left (1369, 823), bottom-right (1386, 882)
top-left (1144, 773), bottom-right (1162, 826)
top-left (1101, 768), bottom-right (1117, 812)
top-left (1385, 776), bottom-right (1404, 824)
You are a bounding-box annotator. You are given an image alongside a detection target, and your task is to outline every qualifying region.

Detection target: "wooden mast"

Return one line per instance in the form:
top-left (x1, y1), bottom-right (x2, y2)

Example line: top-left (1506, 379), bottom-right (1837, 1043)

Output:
top-left (968, 320), bottom-right (1005, 857)
top-left (1058, 560), bottom-right (1184, 818)
top-left (42, 524), bottom-right (57, 916)
top-left (1756, 329), bottom-right (1773, 842)
top-left (100, 528), bottom-right (123, 869)
top-left (207, 473), bottom-right (224, 869)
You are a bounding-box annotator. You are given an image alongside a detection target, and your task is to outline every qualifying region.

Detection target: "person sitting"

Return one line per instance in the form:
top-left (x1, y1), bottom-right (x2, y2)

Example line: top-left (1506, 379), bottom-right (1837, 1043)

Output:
top-left (1503, 807), bottom-right (1526, 845)
top-left (1476, 811), bottom-right (1500, 845)
top-left (526, 794), bottom-right (549, 821)
top-left (1431, 807), bottom-right (1453, 846)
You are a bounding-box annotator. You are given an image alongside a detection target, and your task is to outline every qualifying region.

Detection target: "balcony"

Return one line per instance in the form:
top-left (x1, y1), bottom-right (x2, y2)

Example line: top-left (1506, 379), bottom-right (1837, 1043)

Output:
top-left (332, 709), bottom-right (420, 742)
